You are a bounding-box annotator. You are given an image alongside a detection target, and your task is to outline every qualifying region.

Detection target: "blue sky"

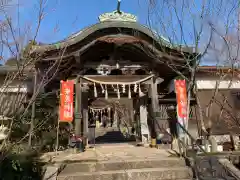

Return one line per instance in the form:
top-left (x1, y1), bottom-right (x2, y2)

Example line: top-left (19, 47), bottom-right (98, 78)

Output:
top-left (20, 0), bottom-right (150, 43)
top-left (19, 0), bottom-right (206, 45)
top-left (4, 0), bottom-right (239, 65)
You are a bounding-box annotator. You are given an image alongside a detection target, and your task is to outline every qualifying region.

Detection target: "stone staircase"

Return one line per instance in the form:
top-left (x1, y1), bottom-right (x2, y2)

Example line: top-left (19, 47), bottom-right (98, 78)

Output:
top-left (57, 146), bottom-right (193, 180)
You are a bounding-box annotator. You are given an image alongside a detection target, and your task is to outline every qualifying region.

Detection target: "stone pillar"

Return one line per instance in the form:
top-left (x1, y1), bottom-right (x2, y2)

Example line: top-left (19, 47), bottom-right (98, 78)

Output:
top-left (139, 94), bottom-right (149, 144)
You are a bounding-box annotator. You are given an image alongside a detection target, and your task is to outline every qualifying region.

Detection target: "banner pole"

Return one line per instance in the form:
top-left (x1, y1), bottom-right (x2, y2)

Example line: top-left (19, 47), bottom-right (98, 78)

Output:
top-left (184, 90), bottom-right (191, 156)
top-left (55, 81), bottom-right (62, 153)
top-left (55, 116), bottom-right (60, 153)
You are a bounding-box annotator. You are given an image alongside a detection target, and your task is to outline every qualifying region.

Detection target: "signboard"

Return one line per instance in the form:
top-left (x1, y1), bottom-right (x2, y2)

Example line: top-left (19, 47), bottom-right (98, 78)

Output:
top-left (175, 79), bottom-right (188, 136)
top-left (59, 80), bottom-right (74, 122)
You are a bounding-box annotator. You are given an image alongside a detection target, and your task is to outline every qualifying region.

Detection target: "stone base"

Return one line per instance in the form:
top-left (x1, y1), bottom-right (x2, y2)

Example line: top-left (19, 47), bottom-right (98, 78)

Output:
top-left (172, 138), bottom-right (181, 154)
top-left (141, 134), bottom-right (149, 144)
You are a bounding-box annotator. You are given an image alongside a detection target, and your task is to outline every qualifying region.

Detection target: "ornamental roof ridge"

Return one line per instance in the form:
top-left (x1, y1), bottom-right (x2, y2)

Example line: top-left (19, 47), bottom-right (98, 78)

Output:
top-left (98, 10), bottom-right (137, 23)
top-left (98, 0), bottom-right (137, 23)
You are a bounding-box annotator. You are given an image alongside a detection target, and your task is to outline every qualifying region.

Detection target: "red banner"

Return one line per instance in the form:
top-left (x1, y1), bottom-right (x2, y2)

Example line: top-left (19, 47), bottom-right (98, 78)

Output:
top-left (59, 80), bottom-right (74, 122)
top-left (175, 79), bottom-right (187, 119)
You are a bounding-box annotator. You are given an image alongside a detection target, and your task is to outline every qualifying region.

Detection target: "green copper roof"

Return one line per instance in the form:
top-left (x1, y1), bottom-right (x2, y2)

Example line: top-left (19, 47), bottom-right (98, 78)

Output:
top-left (31, 21), bottom-right (195, 54)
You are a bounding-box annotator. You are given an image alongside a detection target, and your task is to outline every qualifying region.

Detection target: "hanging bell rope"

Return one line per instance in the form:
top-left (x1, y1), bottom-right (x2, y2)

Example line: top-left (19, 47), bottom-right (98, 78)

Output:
top-left (81, 75), bottom-right (154, 85)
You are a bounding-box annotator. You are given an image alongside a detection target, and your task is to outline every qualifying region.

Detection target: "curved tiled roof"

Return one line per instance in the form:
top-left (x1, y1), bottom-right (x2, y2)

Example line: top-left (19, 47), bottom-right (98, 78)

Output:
top-left (32, 21), bottom-right (195, 54)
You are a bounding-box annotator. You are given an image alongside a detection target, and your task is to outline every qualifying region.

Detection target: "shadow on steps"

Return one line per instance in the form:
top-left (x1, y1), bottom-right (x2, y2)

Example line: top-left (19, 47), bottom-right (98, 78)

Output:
top-left (93, 130), bottom-right (136, 144)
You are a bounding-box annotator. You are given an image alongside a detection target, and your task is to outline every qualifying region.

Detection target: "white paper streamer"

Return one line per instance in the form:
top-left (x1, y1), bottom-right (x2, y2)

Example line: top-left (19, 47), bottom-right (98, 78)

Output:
top-left (122, 84), bottom-right (126, 93)
top-left (128, 84), bottom-right (131, 99)
top-left (112, 85), bottom-right (117, 92)
top-left (117, 84), bottom-right (120, 99)
top-left (105, 85), bottom-right (108, 99)
top-left (134, 84), bottom-right (138, 93)
top-left (139, 84), bottom-right (144, 96)
top-left (94, 83), bottom-right (97, 97)
top-left (100, 84), bottom-right (105, 93)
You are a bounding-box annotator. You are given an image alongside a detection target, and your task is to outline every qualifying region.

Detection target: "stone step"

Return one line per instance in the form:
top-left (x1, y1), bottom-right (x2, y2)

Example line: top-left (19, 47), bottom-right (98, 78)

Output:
top-left (57, 167), bottom-right (192, 180)
top-left (59, 158), bottom-right (187, 174)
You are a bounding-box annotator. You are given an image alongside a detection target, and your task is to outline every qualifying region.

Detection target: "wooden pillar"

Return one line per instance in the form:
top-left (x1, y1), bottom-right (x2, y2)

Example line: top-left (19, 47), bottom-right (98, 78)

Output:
top-left (74, 76), bottom-right (82, 136)
top-left (113, 110), bottom-right (118, 128)
top-left (149, 77), bottom-right (160, 139)
top-left (82, 83), bottom-right (89, 145)
top-left (133, 98), bottom-right (141, 139)
top-left (150, 77), bottom-right (160, 112)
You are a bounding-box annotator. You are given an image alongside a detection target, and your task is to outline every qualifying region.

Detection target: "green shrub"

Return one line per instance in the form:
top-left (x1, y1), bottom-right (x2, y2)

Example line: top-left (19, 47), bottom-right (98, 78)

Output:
top-left (0, 150), bottom-right (44, 180)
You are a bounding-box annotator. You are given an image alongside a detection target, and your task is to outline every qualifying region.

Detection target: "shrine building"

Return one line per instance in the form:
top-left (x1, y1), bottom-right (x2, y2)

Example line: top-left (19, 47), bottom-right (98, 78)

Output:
top-left (31, 3), bottom-right (198, 144)
top-left (1, 2), bottom-right (240, 147)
